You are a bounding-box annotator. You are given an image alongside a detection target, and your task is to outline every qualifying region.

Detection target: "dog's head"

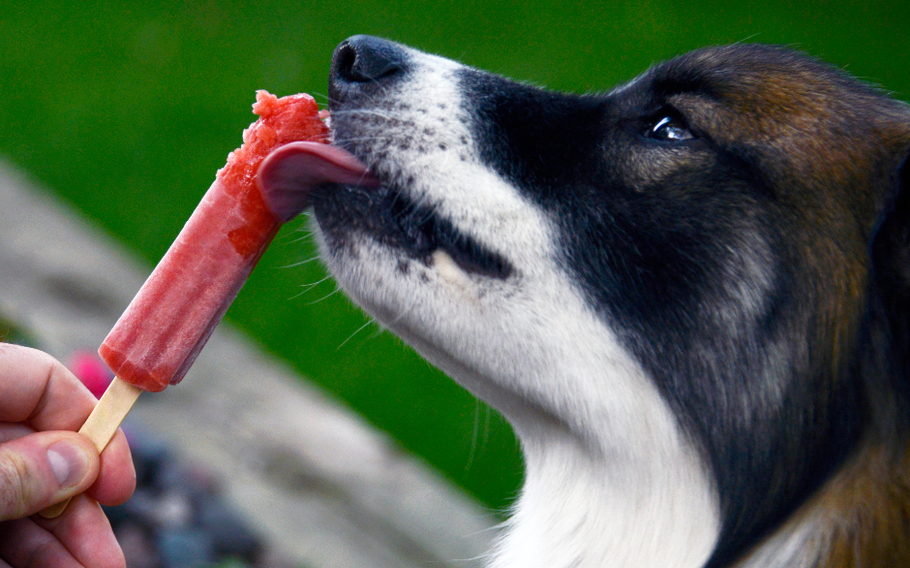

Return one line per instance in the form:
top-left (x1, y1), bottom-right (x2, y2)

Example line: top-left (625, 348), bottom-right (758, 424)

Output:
top-left (276, 37), bottom-right (910, 564)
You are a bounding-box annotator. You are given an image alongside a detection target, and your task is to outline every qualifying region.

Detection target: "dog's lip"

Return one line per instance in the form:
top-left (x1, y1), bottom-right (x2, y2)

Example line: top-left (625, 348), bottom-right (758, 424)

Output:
top-left (282, 128), bottom-right (513, 279)
top-left (256, 141), bottom-right (380, 222)
top-left (323, 178), bottom-right (515, 280)
top-left (410, 209), bottom-right (514, 280)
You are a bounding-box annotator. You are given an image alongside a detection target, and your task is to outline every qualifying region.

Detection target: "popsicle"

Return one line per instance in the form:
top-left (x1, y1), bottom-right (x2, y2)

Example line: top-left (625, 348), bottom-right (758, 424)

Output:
top-left (40, 91), bottom-right (377, 517)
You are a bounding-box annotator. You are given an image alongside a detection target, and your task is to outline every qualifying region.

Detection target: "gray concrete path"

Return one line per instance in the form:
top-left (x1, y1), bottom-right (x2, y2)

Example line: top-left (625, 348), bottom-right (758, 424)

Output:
top-left (0, 160), bottom-right (497, 567)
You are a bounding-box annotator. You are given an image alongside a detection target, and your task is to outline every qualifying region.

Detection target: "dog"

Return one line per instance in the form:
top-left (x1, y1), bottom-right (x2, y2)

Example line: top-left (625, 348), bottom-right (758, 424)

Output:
top-left (309, 36), bottom-right (910, 567)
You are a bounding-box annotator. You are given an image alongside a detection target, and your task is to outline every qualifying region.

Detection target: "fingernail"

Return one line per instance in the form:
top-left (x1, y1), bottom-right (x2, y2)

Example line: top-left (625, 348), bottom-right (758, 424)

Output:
top-left (47, 441), bottom-right (90, 488)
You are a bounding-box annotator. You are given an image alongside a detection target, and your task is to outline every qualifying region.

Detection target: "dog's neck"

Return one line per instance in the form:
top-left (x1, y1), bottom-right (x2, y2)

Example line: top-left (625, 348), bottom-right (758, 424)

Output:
top-left (484, 374), bottom-right (721, 568)
top-left (488, 425), bottom-right (910, 568)
top-left (480, 386), bottom-right (910, 568)
top-left (494, 418), bottom-right (910, 568)
top-left (487, 421), bottom-right (718, 568)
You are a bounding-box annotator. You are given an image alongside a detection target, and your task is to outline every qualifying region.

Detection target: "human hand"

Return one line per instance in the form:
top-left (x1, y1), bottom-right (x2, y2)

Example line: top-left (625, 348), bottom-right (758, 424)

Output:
top-left (0, 343), bottom-right (135, 568)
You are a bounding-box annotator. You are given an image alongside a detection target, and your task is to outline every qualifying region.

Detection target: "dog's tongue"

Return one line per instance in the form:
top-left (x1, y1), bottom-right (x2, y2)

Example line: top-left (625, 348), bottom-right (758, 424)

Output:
top-left (256, 141), bottom-right (379, 222)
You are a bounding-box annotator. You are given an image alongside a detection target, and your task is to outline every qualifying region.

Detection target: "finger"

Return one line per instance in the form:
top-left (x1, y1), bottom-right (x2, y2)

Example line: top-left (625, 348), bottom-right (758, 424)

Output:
top-left (33, 494), bottom-right (126, 568)
top-left (0, 432), bottom-right (99, 520)
top-left (0, 345), bottom-right (97, 430)
top-left (87, 429), bottom-right (136, 506)
top-left (0, 423), bottom-right (35, 444)
top-left (0, 517), bottom-right (85, 568)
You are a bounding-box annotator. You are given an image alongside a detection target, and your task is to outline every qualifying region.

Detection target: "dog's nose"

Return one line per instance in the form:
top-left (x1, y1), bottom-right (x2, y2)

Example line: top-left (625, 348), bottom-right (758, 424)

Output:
top-left (329, 35), bottom-right (409, 107)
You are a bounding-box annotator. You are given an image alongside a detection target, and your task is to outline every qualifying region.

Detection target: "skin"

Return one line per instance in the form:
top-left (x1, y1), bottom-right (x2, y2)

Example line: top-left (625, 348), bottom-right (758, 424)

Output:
top-left (0, 343), bottom-right (135, 568)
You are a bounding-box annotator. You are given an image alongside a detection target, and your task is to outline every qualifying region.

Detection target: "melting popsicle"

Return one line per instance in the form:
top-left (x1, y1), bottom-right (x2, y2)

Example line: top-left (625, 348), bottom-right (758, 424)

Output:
top-left (41, 91), bottom-right (376, 517)
top-left (98, 91), bottom-right (378, 392)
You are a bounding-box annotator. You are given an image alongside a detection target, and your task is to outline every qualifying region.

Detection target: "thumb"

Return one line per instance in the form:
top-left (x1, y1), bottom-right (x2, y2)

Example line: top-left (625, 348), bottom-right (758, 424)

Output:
top-left (0, 431), bottom-right (99, 520)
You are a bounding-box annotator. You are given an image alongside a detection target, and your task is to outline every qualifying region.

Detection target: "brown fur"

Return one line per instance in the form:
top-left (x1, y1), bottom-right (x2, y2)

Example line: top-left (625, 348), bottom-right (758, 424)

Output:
top-left (692, 48), bottom-right (910, 565)
top-left (742, 437), bottom-right (910, 567)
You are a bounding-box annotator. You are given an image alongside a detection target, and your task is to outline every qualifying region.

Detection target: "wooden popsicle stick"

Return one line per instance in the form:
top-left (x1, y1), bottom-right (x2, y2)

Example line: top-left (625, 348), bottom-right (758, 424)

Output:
top-left (39, 377), bottom-right (142, 518)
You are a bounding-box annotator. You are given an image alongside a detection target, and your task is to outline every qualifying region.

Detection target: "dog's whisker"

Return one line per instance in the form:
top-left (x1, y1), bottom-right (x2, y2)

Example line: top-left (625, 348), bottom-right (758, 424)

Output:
top-left (331, 135), bottom-right (386, 145)
top-left (304, 284), bottom-right (344, 305)
top-left (464, 400), bottom-right (484, 471)
top-left (336, 317), bottom-right (378, 350)
top-left (280, 255), bottom-right (322, 269)
top-left (329, 108), bottom-right (397, 121)
top-left (289, 274), bottom-right (334, 299)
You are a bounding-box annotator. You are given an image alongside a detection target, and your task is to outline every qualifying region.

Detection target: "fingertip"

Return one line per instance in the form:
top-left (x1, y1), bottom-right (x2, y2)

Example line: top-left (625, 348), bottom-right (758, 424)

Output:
top-left (89, 429), bottom-right (136, 506)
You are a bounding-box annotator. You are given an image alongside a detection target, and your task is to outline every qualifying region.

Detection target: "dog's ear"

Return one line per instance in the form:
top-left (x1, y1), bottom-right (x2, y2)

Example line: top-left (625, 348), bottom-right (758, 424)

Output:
top-left (871, 139), bottom-right (910, 377)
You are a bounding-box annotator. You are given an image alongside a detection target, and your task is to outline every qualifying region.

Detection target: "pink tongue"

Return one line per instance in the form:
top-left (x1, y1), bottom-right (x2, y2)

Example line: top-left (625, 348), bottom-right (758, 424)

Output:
top-left (256, 141), bottom-right (379, 222)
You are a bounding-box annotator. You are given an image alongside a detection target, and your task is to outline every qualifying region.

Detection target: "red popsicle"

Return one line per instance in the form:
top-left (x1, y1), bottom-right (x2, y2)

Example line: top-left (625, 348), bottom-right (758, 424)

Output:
top-left (41, 91), bottom-right (376, 517)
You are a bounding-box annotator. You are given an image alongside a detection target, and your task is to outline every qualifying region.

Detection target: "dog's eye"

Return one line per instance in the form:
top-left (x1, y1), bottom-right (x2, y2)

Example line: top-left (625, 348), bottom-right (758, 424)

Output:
top-left (648, 116), bottom-right (694, 142)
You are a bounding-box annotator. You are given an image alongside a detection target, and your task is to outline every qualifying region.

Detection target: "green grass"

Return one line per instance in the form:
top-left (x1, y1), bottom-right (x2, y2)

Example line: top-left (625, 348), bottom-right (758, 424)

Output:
top-left (2, 0), bottom-right (908, 511)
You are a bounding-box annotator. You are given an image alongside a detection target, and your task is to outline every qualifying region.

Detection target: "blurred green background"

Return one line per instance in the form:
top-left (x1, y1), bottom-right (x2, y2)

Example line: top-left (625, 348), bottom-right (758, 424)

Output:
top-left (1, 0), bottom-right (908, 512)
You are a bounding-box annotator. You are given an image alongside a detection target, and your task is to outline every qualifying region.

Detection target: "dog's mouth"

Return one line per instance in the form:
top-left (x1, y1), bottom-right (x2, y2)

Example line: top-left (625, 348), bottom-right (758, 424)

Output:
top-left (314, 169), bottom-right (513, 280)
top-left (382, 186), bottom-right (513, 279)
top-left (258, 141), bottom-right (512, 280)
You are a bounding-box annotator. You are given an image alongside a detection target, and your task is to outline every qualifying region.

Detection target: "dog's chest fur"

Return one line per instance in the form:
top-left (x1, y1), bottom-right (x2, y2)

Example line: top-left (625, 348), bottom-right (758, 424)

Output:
top-left (311, 37), bottom-right (910, 567)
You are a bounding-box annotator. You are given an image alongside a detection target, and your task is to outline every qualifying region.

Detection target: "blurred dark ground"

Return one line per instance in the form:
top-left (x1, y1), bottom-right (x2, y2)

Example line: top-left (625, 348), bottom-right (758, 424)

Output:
top-left (2, 0), bottom-right (907, 511)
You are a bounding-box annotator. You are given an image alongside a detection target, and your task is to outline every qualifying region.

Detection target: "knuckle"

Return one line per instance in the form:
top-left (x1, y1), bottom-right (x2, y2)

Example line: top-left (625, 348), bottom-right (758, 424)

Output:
top-left (0, 449), bottom-right (32, 519)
